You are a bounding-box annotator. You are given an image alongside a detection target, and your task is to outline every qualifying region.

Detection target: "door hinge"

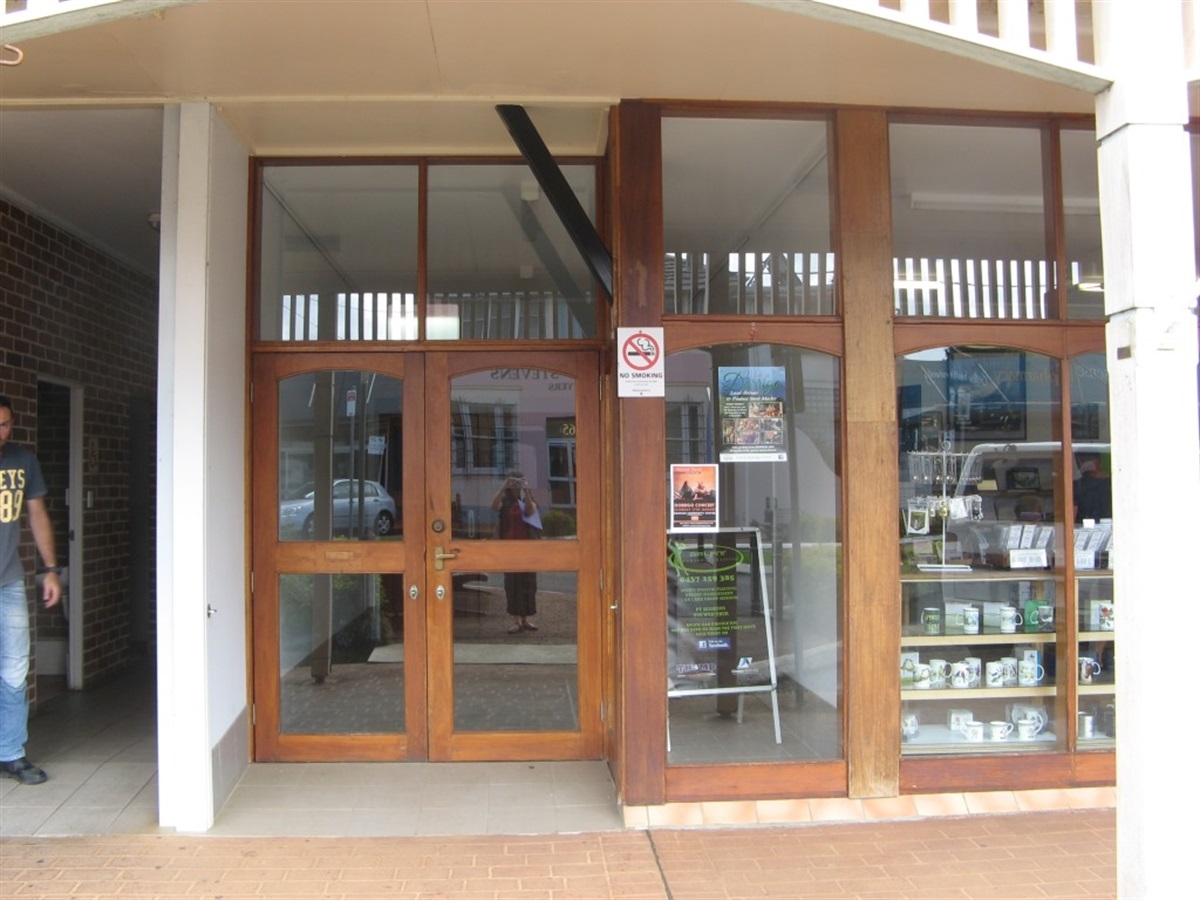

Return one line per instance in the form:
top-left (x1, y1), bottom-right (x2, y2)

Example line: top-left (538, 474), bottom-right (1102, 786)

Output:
top-left (251, 703), bottom-right (256, 726)
top-left (249, 571), bottom-right (254, 593)
top-left (599, 568), bottom-right (604, 591)
top-left (600, 700), bottom-right (607, 722)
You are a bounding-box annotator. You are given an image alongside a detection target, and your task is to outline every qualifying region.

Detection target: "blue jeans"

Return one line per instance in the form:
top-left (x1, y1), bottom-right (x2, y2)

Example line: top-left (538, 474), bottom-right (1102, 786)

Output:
top-left (0, 579), bottom-right (31, 763)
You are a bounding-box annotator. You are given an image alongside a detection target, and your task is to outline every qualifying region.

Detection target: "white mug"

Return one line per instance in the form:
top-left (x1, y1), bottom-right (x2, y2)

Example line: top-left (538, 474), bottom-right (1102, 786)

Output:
top-left (1009, 705), bottom-right (1046, 732)
top-left (1000, 656), bottom-right (1018, 687)
top-left (949, 661), bottom-right (972, 689)
top-left (928, 658), bottom-right (950, 688)
top-left (1079, 657), bottom-right (1101, 684)
top-left (1016, 717), bottom-right (1043, 740)
top-left (959, 720), bottom-right (985, 742)
top-left (901, 712), bottom-right (919, 740)
top-left (985, 661), bottom-right (1005, 688)
top-left (1034, 604), bottom-right (1055, 631)
top-left (1098, 605), bottom-right (1115, 631)
top-left (958, 607), bottom-right (980, 635)
top-left (913, 663), bottom-right (932, 689)
top-left (1018, 659), bottom-right (1045, 687)
top-left (965, 657), bottom-right (983, 688)
top-left (999, 606), bottom-right (1023, 634)
top-left (988, 720), bottom-right (1013, 741)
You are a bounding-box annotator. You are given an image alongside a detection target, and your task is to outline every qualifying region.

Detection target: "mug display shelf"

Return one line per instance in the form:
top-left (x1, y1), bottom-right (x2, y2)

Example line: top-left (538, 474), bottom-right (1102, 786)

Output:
top-left (901, 685), bottom-right (1054, 702)
top-left (1078, 683), bottom-right (1115, 697)
top-left (900, 632), bottom-right (1056, 648)
top-left (901, 724), bottom-right (1058, 754)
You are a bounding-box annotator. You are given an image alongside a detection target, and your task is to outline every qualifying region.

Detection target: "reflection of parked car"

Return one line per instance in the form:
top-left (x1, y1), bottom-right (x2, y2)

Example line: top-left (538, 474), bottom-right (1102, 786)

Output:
top-left (279, 479), bottom-right (396, 538)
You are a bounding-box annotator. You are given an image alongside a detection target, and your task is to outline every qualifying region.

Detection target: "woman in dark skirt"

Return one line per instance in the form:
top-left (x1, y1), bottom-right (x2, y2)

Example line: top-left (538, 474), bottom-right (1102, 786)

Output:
top-left (491, 470), bottom-right (541, 633)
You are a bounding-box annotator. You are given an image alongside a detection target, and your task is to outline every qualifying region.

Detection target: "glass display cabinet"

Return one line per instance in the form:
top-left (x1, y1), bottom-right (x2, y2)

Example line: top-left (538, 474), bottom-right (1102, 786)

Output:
top-left (901, 573), bottom-right (1058, 753)
top-left (1075, 569), bottom-right (1115, 749)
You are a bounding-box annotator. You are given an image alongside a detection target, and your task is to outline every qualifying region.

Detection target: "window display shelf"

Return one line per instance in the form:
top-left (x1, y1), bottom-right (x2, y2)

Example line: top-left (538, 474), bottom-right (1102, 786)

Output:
top-left (901, 724), bottom-right (1058, 754)
top-left (901, 685), bottom-right (1054, 702)
top-left (901, 632), bottom-right (1055, 648)
top-left (1078, 683), bottom-right (1115, 697)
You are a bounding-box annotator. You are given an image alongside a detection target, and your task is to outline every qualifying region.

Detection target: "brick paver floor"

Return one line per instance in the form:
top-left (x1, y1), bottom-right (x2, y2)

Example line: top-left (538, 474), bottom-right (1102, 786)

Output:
top-left (0, 808), bottom-right (1114, 899)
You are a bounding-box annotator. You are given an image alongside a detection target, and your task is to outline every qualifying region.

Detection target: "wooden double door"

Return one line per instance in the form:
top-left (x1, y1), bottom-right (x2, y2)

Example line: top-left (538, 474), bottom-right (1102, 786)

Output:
top-left (251, 350), bottom-right (602, 762)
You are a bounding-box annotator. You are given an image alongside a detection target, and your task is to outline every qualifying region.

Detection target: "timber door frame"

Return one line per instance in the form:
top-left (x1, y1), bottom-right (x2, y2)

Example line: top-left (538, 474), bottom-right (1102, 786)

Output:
top-left (250, 349), bottom-right (602, 763)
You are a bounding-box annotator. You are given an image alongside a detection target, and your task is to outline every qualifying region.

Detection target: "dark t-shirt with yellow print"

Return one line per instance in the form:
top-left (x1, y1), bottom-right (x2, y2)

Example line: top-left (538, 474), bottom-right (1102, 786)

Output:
top-left (0, 443), bottom-right (48, 587)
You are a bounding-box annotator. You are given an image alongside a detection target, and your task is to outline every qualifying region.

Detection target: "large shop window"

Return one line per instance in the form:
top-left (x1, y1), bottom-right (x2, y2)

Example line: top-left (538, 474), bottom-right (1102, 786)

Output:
top-left (662, 117), bottom-right (834, 316)
top-left (665, 344), bottom-right (842, 764)
top-left (256, 162), bottom-right (599, 342)
top-left (891, 122), bottom-right (1092, 321)
top-left (898, 347), bottom-right (1115, 754)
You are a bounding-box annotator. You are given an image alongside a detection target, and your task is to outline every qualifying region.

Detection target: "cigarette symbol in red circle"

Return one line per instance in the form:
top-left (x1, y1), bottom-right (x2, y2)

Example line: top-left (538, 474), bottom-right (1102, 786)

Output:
top-left (623, 332), bottom-right (660, 371)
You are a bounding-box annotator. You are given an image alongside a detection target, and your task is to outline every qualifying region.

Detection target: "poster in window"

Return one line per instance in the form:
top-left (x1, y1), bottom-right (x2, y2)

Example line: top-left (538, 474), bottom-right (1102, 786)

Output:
top-left (717, 366), bottom-right (788, 462)
top-left (947, 350), bottom-right (1026, 442)
top-left (670, 463), bottom-right (718, 531)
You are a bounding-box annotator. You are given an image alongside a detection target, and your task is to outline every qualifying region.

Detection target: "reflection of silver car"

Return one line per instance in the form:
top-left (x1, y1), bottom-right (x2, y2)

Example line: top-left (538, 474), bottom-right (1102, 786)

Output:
top-left (279, 479), bottom-right (396, 538)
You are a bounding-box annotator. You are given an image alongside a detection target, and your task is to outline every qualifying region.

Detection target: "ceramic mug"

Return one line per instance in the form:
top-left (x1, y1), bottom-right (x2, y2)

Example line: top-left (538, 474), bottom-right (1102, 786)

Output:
top-left (1000, 656), bottom-right (1018, 687)
top-left (921, 607), bottom-right (942, 635)
top-left (985, 661), bottom-right (1005, 688)
top-left (959, 720), bottom-right (985, 742)
top-left (1018, 659), bottom-right (1045, 687)
top-left (949, 661), bottom-right (972, 689)
top-left (999, 606), bottom-right (1023, 634)
top-left (965, 657), bottom-right (983, 688)
top-left (1016, 717), bottom-right (1043, 740)
top-left (1034, 604), bottom-right (1055, 631)
top-left (1009, 706), bottom-right (1046, 732)
top-left (957, 607), bottom-right (980, 635)
top-left (988, 720), bottom-right (1013, 741)
top-left (928, 658), bottom-right (950, 689)
top-left (913, 663), bottom-right (933, 689)
top-left (1078, 712), bottom-right (1096, 739)
top-left (1098, 605), bottom-right (1115, 631)
top-left (1079, 657), bottom-right (1101, 685)
top-left (901, 713), bottom-right (919, 741)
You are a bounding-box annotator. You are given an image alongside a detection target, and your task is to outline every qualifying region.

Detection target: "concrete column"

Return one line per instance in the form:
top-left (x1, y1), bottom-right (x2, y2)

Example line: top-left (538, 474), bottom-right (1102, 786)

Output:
top-left (1094, 2), bottom-right (1199, 896)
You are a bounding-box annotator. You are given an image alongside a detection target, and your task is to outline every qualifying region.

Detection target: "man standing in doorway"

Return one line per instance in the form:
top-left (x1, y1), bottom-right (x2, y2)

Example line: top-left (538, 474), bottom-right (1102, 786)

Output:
top-left (0, 395), bottom-right (61, 785)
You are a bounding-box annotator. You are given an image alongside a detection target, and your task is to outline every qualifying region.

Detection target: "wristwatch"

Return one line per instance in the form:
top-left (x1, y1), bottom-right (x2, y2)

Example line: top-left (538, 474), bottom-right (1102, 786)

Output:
top-left (38, 566), bottom-right (62, 575)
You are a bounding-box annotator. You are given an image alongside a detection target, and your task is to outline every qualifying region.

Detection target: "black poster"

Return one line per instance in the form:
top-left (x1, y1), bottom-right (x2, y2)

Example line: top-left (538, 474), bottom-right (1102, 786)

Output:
top-left (666, 528), bottom-right (773, 692)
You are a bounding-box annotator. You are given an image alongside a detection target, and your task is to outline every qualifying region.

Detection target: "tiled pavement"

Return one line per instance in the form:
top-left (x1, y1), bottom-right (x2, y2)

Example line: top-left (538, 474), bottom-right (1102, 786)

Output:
top-left (0, 808), bottom-right (1114, 899)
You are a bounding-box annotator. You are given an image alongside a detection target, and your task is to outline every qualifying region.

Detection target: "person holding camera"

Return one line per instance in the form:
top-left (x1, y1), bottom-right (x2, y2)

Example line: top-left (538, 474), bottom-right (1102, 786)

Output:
top-left (491, 469), bottom-right (541, 634)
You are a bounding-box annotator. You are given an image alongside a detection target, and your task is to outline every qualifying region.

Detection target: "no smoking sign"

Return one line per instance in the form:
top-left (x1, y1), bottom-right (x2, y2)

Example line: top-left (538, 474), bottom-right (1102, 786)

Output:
top-left (616, 327), bottom-right (665, 397)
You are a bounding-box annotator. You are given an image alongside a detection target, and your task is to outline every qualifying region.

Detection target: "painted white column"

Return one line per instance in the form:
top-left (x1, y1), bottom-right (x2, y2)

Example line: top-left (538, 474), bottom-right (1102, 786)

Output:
top-left (156, 103), bottom-right (214, 831)
top-left (1094, 2), bottom-right (1200, 896)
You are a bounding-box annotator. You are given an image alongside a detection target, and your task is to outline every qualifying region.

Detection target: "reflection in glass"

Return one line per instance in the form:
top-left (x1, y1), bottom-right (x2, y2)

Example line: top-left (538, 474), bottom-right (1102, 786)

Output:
top-left (278, 371), bottom-right (403, 542)
top-left (662, 117), bottom-right (834, 316)
top-left (427, 164), bottom-right (598, 340)
top-left (664, 345), bottom-right (843, 764)
top-left (1061, 129), bottom-right (1105, 319)
top-left (451, 571), bottom-right (579, 732)
top-left (890, 123), bottom-right (1050, 319)
top-left (258, 165), bottom-right (419, 342)
top-left (449, 368), bottom-right (577, 540)
top-left (278, 573), bottom-right (405, 734)
top-left (898, 348), bottom-right (1066, 755)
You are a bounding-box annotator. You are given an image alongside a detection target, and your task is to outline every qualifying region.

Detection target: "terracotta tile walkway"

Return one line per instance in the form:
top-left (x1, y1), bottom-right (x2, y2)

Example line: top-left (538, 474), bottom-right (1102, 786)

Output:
top-left (0, 808), bottom-right (1113, 899)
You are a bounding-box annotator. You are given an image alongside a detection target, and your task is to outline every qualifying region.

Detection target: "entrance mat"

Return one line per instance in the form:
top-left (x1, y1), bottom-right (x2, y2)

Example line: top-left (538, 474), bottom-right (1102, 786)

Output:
top-left (368, 643), bottom-right (577, 665)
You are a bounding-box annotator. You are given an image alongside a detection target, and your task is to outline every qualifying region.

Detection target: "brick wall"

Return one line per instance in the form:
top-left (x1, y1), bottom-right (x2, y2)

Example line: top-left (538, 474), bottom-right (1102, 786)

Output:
top-left (0, 197), bottom-right (158, 693)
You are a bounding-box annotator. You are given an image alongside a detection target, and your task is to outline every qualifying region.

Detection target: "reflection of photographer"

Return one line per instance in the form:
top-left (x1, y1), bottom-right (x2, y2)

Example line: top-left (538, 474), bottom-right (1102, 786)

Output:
top-left (491, 470), bottom-right (542, 634)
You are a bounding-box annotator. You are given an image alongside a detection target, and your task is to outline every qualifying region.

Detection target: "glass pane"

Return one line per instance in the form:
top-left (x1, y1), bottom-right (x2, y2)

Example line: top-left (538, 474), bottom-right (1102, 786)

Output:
top-left (664, 345), bottom-right (843, 764)
top-left (898, 348), bottom-right (1065, 754)
top-left (1071, 353), bottom-right (1114, 748)
top-left (278, 371), bottom-right (403, 541)
top-left (891, 123), bottom-right (1051, 319)
top-left (449, 367), bottom-right (577, 540)
top-left (452, 571), bottom-right (578, 732)
top-left (1062, 130), bottom-right (1105, 319)
top-left (258, 165), bottom-right (419, 342)
top-left (663, 117), bottom-right (834, 315)
top-left (427, 164), bottom-right (598, 340)
top-left (279, 572), bottom-right (405, 734)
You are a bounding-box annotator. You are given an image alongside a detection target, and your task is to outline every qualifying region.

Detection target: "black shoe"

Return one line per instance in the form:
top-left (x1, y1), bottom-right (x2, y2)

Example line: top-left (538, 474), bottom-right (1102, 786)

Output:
top-left (0, 757), bottom-right (47, 785)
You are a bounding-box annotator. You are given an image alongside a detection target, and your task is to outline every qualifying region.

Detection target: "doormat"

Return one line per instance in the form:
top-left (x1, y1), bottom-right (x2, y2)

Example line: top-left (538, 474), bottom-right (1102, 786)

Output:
top-left (367, 643), bottom-right (577, 665)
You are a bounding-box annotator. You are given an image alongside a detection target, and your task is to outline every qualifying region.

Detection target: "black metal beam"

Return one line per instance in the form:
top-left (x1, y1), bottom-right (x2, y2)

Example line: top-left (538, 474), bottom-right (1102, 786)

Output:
top-left (495, 104), bottom-right (613, 303)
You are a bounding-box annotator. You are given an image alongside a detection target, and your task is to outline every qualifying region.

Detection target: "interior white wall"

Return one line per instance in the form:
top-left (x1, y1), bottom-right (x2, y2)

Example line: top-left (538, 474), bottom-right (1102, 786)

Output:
top-left (156, 102), bottom-right (249, 832)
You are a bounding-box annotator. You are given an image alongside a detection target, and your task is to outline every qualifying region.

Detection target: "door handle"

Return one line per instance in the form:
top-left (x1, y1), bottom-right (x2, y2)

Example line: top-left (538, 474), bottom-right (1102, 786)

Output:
top-left (433, 546), bottom-right (459, 571)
